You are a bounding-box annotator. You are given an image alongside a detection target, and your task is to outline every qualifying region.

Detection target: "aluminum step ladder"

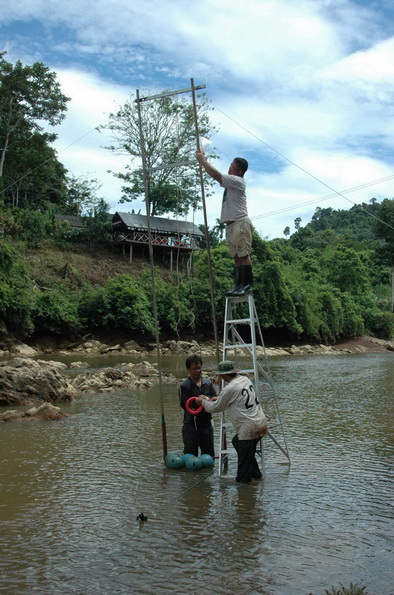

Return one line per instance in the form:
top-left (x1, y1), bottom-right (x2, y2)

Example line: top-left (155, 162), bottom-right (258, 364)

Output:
top-left (218, 293), bottom-right (290, 476)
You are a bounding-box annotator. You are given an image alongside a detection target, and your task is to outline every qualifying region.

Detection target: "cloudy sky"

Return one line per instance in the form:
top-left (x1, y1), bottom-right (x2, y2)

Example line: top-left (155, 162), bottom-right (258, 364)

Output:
top-left (1, 0), bottom-right (393, 239)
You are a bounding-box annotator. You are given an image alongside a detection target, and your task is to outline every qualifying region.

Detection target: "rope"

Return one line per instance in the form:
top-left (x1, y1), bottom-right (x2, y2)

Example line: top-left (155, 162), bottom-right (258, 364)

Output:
top-left (4, 95), bottom-right (392, 234)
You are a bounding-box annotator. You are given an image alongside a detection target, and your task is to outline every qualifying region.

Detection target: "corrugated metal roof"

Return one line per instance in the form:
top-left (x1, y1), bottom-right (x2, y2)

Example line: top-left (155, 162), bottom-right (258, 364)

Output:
top-left (112, 212), bottom-right (203, 237)
top-left (54, 214), bottom-right (86, 228)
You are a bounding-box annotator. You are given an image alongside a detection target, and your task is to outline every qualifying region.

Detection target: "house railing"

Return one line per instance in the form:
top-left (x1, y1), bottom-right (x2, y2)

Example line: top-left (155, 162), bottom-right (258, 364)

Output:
top-left (112, 230), bottom-right (200, 250)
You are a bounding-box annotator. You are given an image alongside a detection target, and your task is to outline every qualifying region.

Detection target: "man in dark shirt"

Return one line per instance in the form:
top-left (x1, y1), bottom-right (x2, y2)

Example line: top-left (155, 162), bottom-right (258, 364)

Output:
top-left (178, 354), bottom-right (216, 457)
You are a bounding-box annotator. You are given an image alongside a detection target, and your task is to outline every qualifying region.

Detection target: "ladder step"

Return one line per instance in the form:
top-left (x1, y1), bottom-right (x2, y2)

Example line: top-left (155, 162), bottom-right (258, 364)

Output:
top-left (225, 318), bottom-right (254, 324)
top-left (219, 292), bottom-right (290, 473)
top-left (226, 295), bottom-right (252, 302)
top-left (224, 343), bottom-right (254, 350)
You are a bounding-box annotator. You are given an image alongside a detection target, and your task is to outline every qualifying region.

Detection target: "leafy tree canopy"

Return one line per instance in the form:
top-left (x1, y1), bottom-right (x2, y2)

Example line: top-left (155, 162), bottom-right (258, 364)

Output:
top-left (101, 90), bottom-right (218, 217)
top-left (0, 52), bottom-right (70, 176)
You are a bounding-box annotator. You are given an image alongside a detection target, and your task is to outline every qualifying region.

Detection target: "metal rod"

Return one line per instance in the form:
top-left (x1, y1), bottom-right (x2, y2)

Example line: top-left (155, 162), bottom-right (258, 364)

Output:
top-left (135, 160), bottom-right (195, 174)
top-left (136, 85), bottom-right (206, 103)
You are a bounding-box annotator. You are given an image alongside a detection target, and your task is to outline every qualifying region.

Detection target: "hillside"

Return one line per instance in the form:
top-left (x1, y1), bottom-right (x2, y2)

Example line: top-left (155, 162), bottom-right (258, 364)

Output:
top-left (1, 199), bottom-right (393, 350)
top-left (23, 242), bottom-right (149, 290)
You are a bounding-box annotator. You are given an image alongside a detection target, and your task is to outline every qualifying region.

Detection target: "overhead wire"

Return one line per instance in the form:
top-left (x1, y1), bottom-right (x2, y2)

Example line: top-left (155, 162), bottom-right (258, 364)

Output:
top-left (212, 103), bottom-right (394, 232)
top-left (1, 122), bottom-right (108, 196)
top-left (252, 174), bottom-right (394, 221)
top-left (4, 96), bottom-right (393, 232)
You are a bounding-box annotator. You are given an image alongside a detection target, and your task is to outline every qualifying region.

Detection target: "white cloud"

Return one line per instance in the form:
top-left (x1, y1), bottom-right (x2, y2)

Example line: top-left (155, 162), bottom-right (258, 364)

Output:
top-left (50, 69), bottom-right (131, 209)
top-left (1, 0), bottom-right (393, 237)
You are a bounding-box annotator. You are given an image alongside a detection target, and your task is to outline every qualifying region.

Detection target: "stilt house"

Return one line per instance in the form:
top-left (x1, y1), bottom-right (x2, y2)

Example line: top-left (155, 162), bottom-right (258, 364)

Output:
top-left (112, 212), bottom-right (203, 267)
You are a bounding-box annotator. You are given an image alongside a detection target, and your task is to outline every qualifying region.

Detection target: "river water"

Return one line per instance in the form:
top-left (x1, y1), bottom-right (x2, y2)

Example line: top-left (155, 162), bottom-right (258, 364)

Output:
top-left (0, 353), bottom-right (393, 595)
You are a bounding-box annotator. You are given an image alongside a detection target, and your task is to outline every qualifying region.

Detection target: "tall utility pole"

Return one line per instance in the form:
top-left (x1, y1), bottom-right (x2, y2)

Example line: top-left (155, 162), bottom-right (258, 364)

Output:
top-left (134, 81), bottom-right (220, 458)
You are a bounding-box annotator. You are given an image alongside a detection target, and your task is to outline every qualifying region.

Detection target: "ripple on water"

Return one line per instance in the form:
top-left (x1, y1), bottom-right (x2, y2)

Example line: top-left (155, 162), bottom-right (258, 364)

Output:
top-left (1, 354), bottom-right (393, 595)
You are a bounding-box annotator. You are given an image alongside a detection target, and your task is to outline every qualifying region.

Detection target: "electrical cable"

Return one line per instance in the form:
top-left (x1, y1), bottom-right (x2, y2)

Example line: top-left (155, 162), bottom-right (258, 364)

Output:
top-left (213, 103), bottom-right (394, 232)
top-left (251, 174), bottom-right (394, 221)
top-left (2, 121), bottom-right (109, 196)
top-left (4, 95), bottom-right (392, 232)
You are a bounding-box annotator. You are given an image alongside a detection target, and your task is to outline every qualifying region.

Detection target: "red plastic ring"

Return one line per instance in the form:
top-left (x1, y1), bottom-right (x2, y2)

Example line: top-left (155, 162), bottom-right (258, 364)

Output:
top-left (185, 396), bottom-right (204, 415)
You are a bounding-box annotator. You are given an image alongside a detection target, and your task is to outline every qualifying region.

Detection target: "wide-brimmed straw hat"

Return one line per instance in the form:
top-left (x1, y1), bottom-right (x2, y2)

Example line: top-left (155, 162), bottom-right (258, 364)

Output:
top-left (215, 360), bottom-right (240, 375)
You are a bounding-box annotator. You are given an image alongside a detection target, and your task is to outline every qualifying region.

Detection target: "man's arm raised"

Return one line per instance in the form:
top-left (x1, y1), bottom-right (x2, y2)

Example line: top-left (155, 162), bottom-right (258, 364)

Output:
top-left (196, 151), bottom-right (222, 183)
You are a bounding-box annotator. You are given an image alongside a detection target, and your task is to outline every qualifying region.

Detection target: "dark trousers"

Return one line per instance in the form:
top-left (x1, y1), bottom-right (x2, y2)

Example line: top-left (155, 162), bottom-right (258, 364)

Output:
top-left (232, 434), bottom-right (262, 483)
top-left (182, 423), bottom-right (215, 457)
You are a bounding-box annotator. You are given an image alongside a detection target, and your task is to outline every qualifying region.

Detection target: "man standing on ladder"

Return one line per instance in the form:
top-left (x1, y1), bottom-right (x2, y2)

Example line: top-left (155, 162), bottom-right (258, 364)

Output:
top-left (196, 150), bottom-right (253, 297)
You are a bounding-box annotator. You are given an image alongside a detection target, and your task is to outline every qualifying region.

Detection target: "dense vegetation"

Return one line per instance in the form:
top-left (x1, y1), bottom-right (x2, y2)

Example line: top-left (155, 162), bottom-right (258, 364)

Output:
top-left (0, 197), bottom-right (393, 346)
top-left (1, 53), bottom-right (393, 346)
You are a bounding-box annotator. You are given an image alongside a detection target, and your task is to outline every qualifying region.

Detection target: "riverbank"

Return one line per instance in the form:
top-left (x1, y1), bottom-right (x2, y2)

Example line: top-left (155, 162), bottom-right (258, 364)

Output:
top-left (1, 333), bottom-right (393, 360)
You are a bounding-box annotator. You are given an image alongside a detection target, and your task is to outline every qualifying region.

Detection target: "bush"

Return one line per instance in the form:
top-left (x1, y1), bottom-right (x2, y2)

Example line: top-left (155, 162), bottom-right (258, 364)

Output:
top-left (0, 280), bottom-right (34, 336)
top-left (77, 285), bottom-right (107, 330)
top-left (138, 267), bottom-right (195, 334)
top-left (191, 245), bottom-right (234, 331)
top-left (0, 240), bottom-right (34, 336)
top-left (254, 260), bottom-right (300, 332)
top-left (14, 209), bottom-right (51, 247)
top-left (32, 288), bottom-right (80, 336)
top-left (0, 240), bottom-right (17, 274)
top-left (362, 308), bottom-right (394, 339)
top-left (102, 274), bottom-right (154, 333)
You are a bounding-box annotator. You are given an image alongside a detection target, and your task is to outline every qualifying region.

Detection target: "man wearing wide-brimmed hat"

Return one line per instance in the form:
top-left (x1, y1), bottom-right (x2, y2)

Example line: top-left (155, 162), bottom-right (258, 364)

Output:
top-left (196, 360), bottom-right (267, 484)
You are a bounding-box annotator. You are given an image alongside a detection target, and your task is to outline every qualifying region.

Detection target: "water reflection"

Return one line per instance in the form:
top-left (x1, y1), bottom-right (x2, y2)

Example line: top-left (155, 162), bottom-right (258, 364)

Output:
top-left (0, 353), bottom-right (393, 594)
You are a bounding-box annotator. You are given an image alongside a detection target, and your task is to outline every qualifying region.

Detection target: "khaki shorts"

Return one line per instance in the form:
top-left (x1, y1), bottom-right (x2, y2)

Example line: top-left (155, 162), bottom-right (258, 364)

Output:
top-left (226, 218), bottom-right (253, 258)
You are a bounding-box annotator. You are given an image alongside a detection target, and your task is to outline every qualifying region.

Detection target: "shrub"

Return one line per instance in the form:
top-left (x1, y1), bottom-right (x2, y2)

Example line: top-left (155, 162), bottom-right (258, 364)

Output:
top-left (0, 280), bottom-right (34, 336)
top-left (102, 274), bottom-right (154, 333)
top-left (362, 308), bottom-right (394, 339)
top-left (14, 209), bottom-right (51, 247)
top-left (32, 288), bottom-right (80, 336)
top-left (138, 267), bottom-right (195, 334)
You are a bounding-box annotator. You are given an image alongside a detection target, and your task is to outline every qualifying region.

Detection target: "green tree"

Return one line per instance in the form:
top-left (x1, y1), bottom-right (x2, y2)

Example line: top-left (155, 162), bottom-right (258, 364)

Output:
top-left (294, 217), bottom-right (302, 231)
top-left (14, 209), bottom-right (52, 248)
top-left (84, 199), bottom-right (112, 248)
top-left (253, 260), bottom-right (299, 332)
top-left (138, 267), bottom-right (195, 334)
top-left (374, 198), bottom-right (394, 311)
top-left (102, 274), bottom-right (154, 333)
top-left (64, 175), bottom-right (104, 215)
top-left (102, 90), bottom-right (217, 217)
top-left (323, 246), bottom-right (370, 295)
top-left (0, 240), bottom-right (34, 336)
top-left (197, 223), bottom-right (223, 249)
top-left (3, 132), bottom-right (68, 209)
top-left (32, 288), bottom-right (80, 336)
top-left (0, 52), bottom-right (70, 180)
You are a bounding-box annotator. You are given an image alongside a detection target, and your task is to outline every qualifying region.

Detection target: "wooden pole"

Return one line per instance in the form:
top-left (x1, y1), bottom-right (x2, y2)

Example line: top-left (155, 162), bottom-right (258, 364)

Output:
top-left (136, 89), bottom-right (168, 459)
top-left (190, 78), bottom-right (220, 364)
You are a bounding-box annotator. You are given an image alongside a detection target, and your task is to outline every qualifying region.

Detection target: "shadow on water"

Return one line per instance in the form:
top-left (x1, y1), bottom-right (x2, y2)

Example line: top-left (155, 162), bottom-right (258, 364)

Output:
top-left (0, 353), bottom-right (393, 594)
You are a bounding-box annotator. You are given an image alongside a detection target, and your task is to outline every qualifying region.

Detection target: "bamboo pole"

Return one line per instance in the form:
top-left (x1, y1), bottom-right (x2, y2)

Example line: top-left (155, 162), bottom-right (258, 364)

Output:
top-left (190, 78), bottom-right (220, 364)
